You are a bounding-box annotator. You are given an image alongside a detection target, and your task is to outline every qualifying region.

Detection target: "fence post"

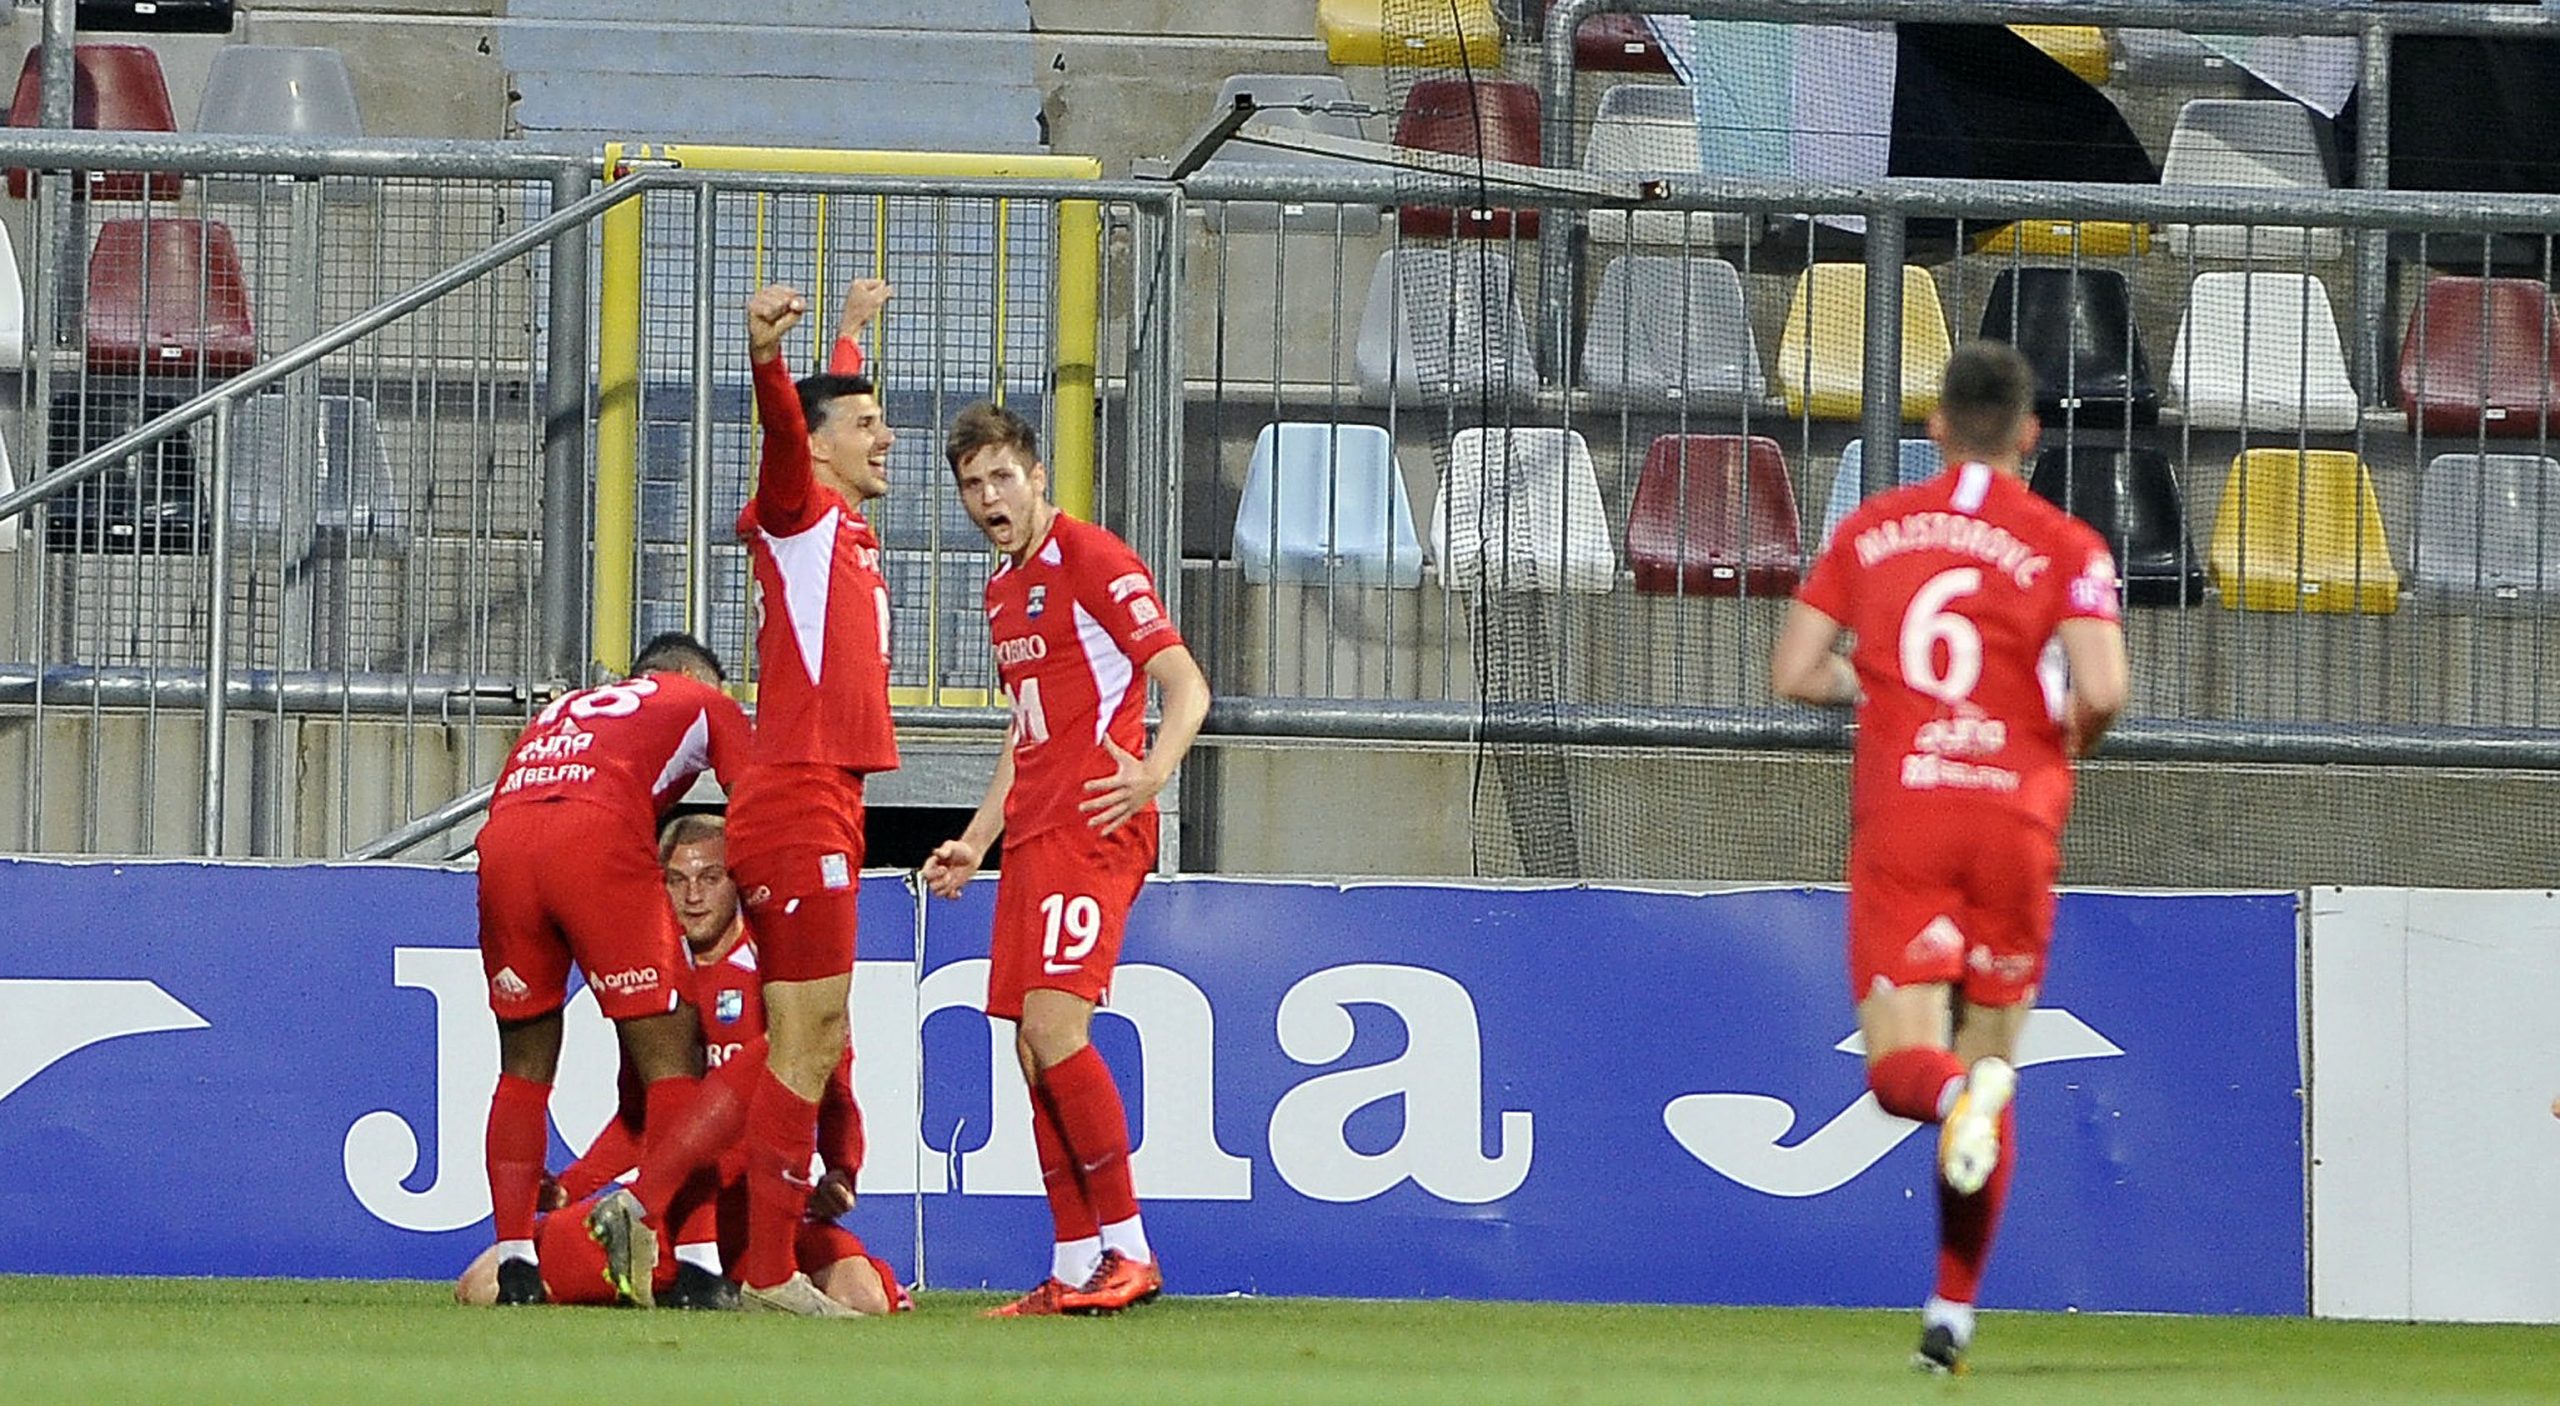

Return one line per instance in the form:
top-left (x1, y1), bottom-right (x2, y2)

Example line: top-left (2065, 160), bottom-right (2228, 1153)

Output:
top-left (202, 401), bottom-right (236, 857)
top-left (540, 164), bottom-right (594, 685)
top-left (2352, 19), bottom-right (2393, 401)
top-left (1858, 208), bottom-right (1907, 496)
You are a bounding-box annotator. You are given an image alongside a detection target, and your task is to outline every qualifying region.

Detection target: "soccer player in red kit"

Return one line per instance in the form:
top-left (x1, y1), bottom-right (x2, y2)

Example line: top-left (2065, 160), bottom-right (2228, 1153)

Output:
top-left (474, 631), bottom-right (749, 1307)
top-left (1771, 342), bottom-right (2129, 1374)
top-left (921, 402), bottom-right (1211, 1318)
top-left (592, 279), bottom-right (900, 1318)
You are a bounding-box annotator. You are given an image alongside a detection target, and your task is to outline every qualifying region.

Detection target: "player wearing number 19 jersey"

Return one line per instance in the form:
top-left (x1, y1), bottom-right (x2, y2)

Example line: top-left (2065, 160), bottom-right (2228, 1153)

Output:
top-left (921, 401), bottom-right (1211, 1319)
top-left (1774, 343), bottom-right (2129, 1375)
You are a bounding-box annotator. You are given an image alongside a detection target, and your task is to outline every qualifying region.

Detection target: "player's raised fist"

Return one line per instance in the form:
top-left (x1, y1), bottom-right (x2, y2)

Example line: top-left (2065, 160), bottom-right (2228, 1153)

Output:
top-left (838, 278), bottom-right (893, 336)
top-left (745, 283), bottom-right (808, 362)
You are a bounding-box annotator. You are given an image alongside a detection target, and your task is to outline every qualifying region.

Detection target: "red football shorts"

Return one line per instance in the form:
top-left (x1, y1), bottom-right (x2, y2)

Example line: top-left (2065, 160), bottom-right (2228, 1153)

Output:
top-left (1846, 804), bottom-right (2060, 1008)
top-left (985, 818), bottom-right (1157, 1021)
top-left (726, 763), bottom-right (866, 985)
top-left (474, 800), bottom-right (683, 1023)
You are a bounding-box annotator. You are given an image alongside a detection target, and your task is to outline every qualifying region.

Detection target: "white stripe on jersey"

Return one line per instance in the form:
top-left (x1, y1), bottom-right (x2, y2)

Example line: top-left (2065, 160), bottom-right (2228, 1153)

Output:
top-left (762, 506), bottom-right (842, 685)
top-left (1952, 462), bottom-right (1993, 514)
top-left (651, 708), bottom-right (715, 800)
top-left (1071, 600), bottom-right (1135, 745)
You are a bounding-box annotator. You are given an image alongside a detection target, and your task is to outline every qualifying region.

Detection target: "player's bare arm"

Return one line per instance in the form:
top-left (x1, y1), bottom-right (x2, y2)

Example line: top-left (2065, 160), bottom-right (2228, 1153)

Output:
top-left (835, 277), bottom-right (891, 345)
top-left (923, 744), bottom-right (1016, 898)
top-left (1771, 602), bottom-right (1859, 708)
top-left (1081, 644), bottom-right (1210, 835)
top-left (2056, 616), bottom-right (2130, 757)
top-left (745, 283), bottom-right (806, 365)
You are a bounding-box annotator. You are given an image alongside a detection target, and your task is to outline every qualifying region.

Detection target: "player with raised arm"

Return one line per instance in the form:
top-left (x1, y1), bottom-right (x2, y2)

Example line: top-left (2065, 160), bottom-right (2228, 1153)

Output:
top-left (474, 631), bottom-right (749, 1307)
top-left (920, 402), bottom-right (1210, 1318)
top-left (590, 280), bottom-right (900, 1318)
top-left (1770, 342), bottom-right (2130, 1375)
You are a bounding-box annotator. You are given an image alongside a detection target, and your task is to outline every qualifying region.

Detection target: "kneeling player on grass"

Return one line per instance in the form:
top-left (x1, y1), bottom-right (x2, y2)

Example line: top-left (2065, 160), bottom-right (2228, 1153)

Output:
top-left (1771, 342), bottom-right (2129, 1375)
top-left (455, 1196), bottom-right (905, 1315)
top-left (920, 402), bottom-right (1209, 1318)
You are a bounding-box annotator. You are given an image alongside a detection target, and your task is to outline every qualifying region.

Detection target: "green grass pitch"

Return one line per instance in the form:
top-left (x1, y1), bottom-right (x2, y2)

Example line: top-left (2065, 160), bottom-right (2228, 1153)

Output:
top-left (0, 1277), bottom-right (2553, 1405)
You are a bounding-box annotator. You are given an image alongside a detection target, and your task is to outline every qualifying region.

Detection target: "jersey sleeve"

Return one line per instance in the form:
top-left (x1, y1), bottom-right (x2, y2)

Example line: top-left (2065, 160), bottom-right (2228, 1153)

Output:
top-left (751, 354), bottom-right (822, 535)
top-left (704, 689), bottom-right (754, 787)
top-left (1794, 531), bottom-right (1855, 624)
top-left (827, 335), bottom-right (865, 376)
top-left (1076, 530), bottom-right (1184, 669)
top-left (2057, 523), bottom-right (2124, 625)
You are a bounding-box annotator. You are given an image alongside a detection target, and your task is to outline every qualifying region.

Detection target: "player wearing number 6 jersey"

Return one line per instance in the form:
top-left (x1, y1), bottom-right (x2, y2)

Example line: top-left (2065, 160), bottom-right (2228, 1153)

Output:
top-left (1772, 342), bottom-right (2129, 1376)
top-left (921, 401), bottom-right (1210, 1318)
top-left (593, 279), bottom-right (902, 1319)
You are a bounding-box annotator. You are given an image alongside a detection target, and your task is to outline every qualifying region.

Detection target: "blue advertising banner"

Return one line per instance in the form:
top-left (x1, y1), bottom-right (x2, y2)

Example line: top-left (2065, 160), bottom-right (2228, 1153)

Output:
top-left (0, 860), bottom-right (2302, 1313)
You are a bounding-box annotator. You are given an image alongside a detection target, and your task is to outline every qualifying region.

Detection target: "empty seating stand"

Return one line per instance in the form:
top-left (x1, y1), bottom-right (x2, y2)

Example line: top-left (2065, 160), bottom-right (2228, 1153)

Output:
top-left (84, 218), bottom-right (258, 377)
top-left (2415, 453), bottom-right (2560, 599)
top-left (1580, 255), bottom-right (1764, 411)
top-left (1970, 219), bottom-right (2150, 258)
top-left (2210, 448), bottom-right (2399, 613)
top-left (195, 45), bottom-right (361, 137)
top-left (45, 390), bottom-right (200, 553)
top-left (2030, 446), bottom-right (2206, 606)
top-left (1560, 8), bottom-right (1673, 74)
top-left (1584, 83), bottom-right (1751, 250)
top-left (1775, 264), bottom-right (1953, 423)
top-left (2169, 272), bottom-right (2359, 433)
top-left (1433, 428), bottom-right (1616, 593)
top-left (1320, 0), bottom-right (1502, 68)
top-left (1981, 267), bottom-right (2158, 428)
top-left (1394, 77), bottom-right (1543, 239)
top-left (1235, 422), bottom-right (1424, 588)
top-left (2160, 98), bottom-right (2344, 261)
top-left (2398, 276), bottom-right (2560, 438)
top-left (224, 393), bottom-right (408, 558)
top-left (1354, 246), bottom-right (1540, 406)
top-left (1626, 434), bottom-right (1802, 596)
top-left (1820, 438), bottom-right (1944, 548)
top-left (1197, 74), bottom-right (1382, 235)
top-left (7, 42), bottom-right (181, 200)
top-left (2011, 25), bottom-right (2111, 85)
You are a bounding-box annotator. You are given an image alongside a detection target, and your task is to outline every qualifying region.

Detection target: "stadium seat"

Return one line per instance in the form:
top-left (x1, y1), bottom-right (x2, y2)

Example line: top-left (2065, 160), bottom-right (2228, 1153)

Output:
top-left (6, 43), bottom-right (181, 200)
top-left (1319, 0), bottom-right (1502, 68)
top-left (1394, 77), bottom-right (1543, 239)
top-left (0, 219), bottom-right (24, 371)
top-left (1819, 438), bottom-right (1944, 548)
top-left (1579, 254), bottom-right (1764, 411)
top-left (2115, 28), bottom-right (2236, 85)
top-left (2414, 452), bottom-right (2560, 599)
top-left (2011, 24), bottom-right (2112, 85)
top-left (83, 218), bottom-right (258, 377)
top-left (1570, 12), bottom-right (1674, 75)
top-left (1235, 422), bottom-right (1424, 588)
top-left (2397, 276), bottom-right (2560, 439)
top-left (2159, 99), bottom-right (2344, 261)
top-left (2167, 272), bottom-right (2359, 433)
top-left (44, 390), bottom-right (200, 553)
top-left (1195, 74), bottom-right (1382, 235)
top-left (1583, 83), bottom-right (1752, 250)
top-left (194, 45), bottom-right (361, 138)
top-left (1969, 219), bottom-right (2150, 258)
top-left (2209, 448), bottom-right (2399, 613)
top-left (1980, 267), bottom-right (2158, 428)
top-left (1353, 246), bottom-right (1540, 407)
top-left (1626, 434), bottom-right (1802, 596)
top-left (1774, 264), bottom-right (1953, 423)
top-left (2029, 446), bottom-right (2206, 606)
top-left (1432, 428), bottom-right (1616, 593)
top-left (223, 393), bottom-right (409, 557)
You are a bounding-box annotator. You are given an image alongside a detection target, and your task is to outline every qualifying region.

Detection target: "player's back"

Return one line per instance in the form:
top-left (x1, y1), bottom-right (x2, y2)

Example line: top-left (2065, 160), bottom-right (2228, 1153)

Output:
top-left (1803, 461), bottom-right (2120, 834)
top-left (490, 672), bottom-right (749, 833)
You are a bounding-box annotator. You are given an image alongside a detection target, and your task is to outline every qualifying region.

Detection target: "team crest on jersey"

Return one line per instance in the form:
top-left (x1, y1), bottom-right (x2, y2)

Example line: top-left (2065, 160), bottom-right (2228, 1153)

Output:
top-left (714, 989), bottom-right (744, 1024)
top-left (1027, 584), bottom-right (1048, 618)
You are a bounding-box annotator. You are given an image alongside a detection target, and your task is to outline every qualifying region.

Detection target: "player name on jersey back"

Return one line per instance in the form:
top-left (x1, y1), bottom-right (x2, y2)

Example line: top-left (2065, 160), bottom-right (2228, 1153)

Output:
top-left (490, 673), bottom-right (749, 831)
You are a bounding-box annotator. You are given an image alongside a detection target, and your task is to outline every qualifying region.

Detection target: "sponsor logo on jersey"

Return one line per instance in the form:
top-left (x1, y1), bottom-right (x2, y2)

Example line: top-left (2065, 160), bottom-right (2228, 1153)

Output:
top-left (1899, 753), bottom-right (2022, 793)
top-left (491, 967), bottom-right (529, 1001)
top-left (1027, 584), bottom-right (1048, 618)
top-left (593, 966), bottom-right (661, 997)
top-left (714, 989), bottom-right (744, 1024)
top-left (1912, 714), bottom-right (2007, 758)
top-left (707, 1041), bottom-right (745, 1067)
top-left (993, 634), bottom-right (1049, 667)
top-left (498, 762), bottom-right (597, 794)
top-left (512, 728), bottom-right (597, 764)
top-left (1129, 597), bottom-right (1162, 627)
top-left (1106, 572), bottom-right (1152, 604)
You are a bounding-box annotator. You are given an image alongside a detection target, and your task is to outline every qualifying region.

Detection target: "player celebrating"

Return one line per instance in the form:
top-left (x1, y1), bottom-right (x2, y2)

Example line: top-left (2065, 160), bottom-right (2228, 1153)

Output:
top-left (920, 402), bottom-right (1209, 1318)
top-left (592, 280), bottom-right (899, 1318)
top-left (474, 631), bottom-right (749, 1307)
top-left (1770, 342), bottom-right (2129, 1374)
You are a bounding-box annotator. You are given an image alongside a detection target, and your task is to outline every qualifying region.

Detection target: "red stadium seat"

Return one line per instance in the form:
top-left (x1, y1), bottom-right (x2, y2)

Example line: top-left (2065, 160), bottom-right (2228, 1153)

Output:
top-left (2398, 275), bottom-right (2560, 438)
top-left (1573, 13), bottom-right (1675, 74)
top-left (84, 218), bottom-right (258, 377)
top-left (1394, 77), bottom-right (1543, 239)
top-left (6, 43), bottom-right (182, 200)
top-left (1627, 435), bottom-right (1803, 596)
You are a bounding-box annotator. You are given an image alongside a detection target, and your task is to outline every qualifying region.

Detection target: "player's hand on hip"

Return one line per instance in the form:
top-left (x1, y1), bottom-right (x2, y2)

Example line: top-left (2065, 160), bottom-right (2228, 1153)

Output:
top-left (746, 283), bottom-right (807, 362)
top-left (1080, 738), bottom-right (1162, 836)
top-left (809, 1166), bottom-right (857, 1220)
top-left (838, 278), bottom-right (892, 334)
top-left (920, 839), bottom-right (981, 898)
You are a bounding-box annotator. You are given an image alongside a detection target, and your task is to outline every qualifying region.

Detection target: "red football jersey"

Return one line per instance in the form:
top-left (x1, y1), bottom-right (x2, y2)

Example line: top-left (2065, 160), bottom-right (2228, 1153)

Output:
top-left (489, 672), bottom-right (751, 835)
top-left (1795, 461), bottom-right (2121, 837)
top-left (984, 514), bottom-right (1184, 843)
top-left (736, 353), bottom-right (900, 774)
top-left (687, 926), bottom-right (766, 1070)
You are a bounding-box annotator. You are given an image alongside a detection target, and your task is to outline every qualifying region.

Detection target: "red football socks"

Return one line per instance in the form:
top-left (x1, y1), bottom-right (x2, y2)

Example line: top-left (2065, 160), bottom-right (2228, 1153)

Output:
top-left (1030, 1081), bottom-right (1101, 1244)
top-left (1934, 1103), bottom-right (2018, 1304)
top-left (740, 1067), bottom-right (819, 1291)
top-left (484, 1073), bottom-right (551, 1245)
top-left (1041, 1045), bottom-right (1140, 1228)
top-left (1868, 1046), bottom-right (1969, 1124)
top-left (630, 1069), bottom-right (745, 1226)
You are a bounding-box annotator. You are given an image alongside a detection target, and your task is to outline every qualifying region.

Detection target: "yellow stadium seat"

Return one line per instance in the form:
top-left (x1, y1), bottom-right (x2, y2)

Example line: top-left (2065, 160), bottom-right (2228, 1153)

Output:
top-left (1971, 220), bottom-right (2152, 257)
top-left (2209, 449), bottom-right (2401, 614)
top-left (1319, 0), bottom-right (1502, 68)
top-left (2012, 24), bottom-right (2111, 85)
top-left (1774, 264), bottom-right (1952, 422)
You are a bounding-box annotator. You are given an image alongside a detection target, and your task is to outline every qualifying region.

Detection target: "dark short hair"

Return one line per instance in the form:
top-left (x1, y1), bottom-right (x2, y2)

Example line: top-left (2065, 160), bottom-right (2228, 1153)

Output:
top-left (658, 811), bottom-right (726, 862)
top-left (944, 399), bottom-right (1042, 476)
top-left (1937, 342), bottom-right (2037, 456)
top-left (632, 631), bottom-right (726, 682)
top-left (797, 372), bottom-right (878, 432)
